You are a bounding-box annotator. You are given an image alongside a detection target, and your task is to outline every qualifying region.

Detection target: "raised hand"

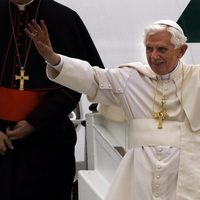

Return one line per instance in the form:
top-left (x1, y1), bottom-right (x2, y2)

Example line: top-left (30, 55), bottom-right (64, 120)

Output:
top-left (25, 20), bottom-right (60, 65)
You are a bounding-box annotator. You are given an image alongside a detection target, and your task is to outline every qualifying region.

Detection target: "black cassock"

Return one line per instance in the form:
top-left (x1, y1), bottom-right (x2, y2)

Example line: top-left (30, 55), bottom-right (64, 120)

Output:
top-left (0, 0), bottom-right (104, 199)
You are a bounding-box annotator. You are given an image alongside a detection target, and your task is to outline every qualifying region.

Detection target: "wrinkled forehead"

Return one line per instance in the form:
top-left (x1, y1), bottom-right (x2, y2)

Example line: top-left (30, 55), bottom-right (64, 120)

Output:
top-left (146, 31), bottom-right (174, 47)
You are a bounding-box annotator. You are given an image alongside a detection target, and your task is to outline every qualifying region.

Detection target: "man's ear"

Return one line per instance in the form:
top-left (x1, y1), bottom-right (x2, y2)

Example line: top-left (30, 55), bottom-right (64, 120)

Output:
top-left (179, 44), bottom-right (188, 58)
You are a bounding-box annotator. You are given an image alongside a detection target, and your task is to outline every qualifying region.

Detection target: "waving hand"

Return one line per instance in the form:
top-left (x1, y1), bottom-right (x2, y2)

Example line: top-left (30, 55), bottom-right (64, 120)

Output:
top-left (25, 20), bottom-right (60, 65)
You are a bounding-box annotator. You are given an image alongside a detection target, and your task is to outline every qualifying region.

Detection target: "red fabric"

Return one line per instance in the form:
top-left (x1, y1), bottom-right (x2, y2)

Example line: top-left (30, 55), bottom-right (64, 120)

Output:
top-left (0, 87), bottom-right (47, 121)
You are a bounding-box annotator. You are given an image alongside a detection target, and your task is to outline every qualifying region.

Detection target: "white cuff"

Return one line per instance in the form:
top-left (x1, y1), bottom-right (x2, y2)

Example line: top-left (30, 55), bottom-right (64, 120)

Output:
top-left (45, 54), bottom-right (64, 72)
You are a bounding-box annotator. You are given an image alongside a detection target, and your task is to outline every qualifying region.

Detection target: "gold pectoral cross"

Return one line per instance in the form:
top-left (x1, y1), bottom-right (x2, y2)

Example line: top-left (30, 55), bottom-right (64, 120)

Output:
top-left (152, 98), bottom-right (168, 129)
top-left (15, 68), bottom-right (29, 91)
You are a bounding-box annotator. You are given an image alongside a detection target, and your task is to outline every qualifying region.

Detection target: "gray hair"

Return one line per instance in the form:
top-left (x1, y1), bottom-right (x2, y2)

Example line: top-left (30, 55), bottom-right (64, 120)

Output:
top-left (143, 24), bottom-right (187, 49)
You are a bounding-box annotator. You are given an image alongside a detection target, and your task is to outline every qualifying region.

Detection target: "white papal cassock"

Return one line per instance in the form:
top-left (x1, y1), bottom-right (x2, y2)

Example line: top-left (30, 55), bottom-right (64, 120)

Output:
top-left (46, 55), bottom-right (200, 200)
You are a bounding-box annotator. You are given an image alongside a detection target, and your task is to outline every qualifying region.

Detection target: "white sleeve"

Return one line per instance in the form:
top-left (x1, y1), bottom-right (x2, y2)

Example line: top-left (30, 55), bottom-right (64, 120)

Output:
top-left (45, 54), bottom-right (64, 72)
top-left (46, 55), bottom-right (96, 95)
top-left (46, 54), bottom-right (133, 110)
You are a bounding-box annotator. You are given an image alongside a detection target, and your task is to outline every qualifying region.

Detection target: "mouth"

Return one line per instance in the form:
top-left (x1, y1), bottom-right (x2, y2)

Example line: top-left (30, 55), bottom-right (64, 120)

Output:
top-left (150, 60), bottom-right (166, 74)
top-left (151, 62), bottom-right (164, 68)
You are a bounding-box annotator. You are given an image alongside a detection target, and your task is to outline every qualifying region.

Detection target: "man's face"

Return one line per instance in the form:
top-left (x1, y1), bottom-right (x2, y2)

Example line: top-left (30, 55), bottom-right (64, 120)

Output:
top-left (145, 30), bottom-right (186, 75)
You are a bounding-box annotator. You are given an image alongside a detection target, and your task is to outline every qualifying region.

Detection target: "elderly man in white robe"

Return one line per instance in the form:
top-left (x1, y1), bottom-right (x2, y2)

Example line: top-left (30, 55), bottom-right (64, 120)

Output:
top-left (25, 19), bottom-right (200, 200)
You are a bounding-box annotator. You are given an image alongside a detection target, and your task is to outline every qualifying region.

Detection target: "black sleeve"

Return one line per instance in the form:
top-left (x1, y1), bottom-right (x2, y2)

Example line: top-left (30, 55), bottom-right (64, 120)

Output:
top-left (72, 12), bottom-right (104, 68)
top-left (26, 87), bottom-right (81, 132)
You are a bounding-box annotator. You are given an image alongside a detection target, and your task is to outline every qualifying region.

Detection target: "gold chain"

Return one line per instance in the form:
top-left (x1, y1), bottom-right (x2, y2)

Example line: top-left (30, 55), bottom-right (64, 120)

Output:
top-left (152, 77), bottom-right (161, 114)
top-left (152, 63), bottom-right (185, 129)
top-left (8, 0), bottom-right (41, 70)
top-left (152, 77), bottom-right (168, 129)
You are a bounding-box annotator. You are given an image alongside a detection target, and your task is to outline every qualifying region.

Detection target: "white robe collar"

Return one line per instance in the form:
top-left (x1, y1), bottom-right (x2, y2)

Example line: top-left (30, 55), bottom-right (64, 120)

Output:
top-left (118, 61), bottom-right (183, 81)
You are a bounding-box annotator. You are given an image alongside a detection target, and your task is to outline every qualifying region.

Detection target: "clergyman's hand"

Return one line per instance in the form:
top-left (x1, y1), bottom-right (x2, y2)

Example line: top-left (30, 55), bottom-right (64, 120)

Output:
top-left (25, 19), bottom-right (60, 65)
top-left (6, 120), bottom-right (35, 141)
top-left (0, 131), bottom-right (14, 155)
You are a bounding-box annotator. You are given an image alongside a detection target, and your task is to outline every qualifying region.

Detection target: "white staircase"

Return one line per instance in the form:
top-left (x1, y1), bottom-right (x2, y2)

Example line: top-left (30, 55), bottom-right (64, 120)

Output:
top-left (78, 113), bottom-right (129, 200)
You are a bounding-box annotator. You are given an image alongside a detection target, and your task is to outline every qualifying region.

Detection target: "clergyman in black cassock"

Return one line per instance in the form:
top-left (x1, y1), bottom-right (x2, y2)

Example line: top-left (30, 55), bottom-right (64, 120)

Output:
top-left (0, 0), bottom-right (104, 199)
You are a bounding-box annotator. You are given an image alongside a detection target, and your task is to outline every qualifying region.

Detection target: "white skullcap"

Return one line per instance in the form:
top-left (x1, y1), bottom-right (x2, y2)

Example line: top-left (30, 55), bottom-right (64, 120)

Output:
top-left (153, 19), bottom-right (184, 34)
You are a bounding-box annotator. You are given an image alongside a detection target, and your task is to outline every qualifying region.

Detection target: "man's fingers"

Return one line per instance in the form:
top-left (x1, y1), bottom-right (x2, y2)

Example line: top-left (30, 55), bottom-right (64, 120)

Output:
top-left (4, 137), bottom-right (14, 150)
top-left (32, 19), bottom-right (42, 33)
top-left (0, 133), bottom-right (14, 155)
top-left (40, 20), bottom-right (48, 33)
top-left (3, 130), bottom-right (14, 149)
top-left (0, 144), bottom-right (6, 155)
top-left (6, 126), bottom-right (19, 140)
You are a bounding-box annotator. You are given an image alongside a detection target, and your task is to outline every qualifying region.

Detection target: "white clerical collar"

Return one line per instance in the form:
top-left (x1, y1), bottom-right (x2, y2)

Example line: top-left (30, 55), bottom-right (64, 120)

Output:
top-left (161, 73), bottom-right (170, 80)
top-left (160, 62), bottom-right (179, 80)
top-left (15, 0), bottom-right (34, 11)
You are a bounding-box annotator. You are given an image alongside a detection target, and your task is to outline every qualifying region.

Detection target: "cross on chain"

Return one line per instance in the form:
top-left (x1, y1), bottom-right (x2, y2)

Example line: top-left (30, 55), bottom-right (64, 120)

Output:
top-left (152, 98), bottom-right (168, 129)
top-left (15, 68), bottom-right (29, 91)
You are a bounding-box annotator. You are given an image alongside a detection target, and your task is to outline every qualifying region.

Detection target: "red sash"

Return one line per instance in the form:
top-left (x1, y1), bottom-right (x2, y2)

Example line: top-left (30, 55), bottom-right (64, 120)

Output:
top-left (0, 87), bottom-right (47, 121)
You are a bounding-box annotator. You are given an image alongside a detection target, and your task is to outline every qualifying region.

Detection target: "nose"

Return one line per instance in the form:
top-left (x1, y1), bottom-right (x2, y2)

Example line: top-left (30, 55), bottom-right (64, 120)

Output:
top-left (151, 50), bottom-right (160, 59)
